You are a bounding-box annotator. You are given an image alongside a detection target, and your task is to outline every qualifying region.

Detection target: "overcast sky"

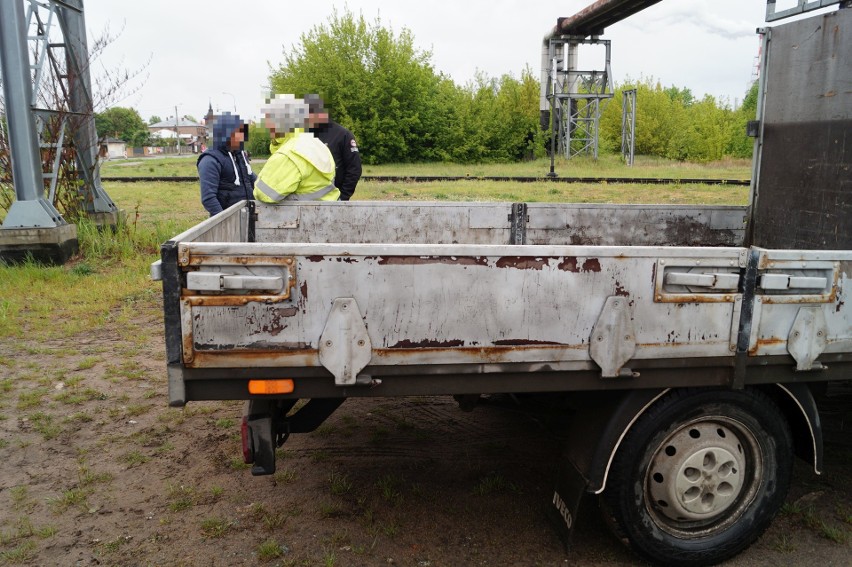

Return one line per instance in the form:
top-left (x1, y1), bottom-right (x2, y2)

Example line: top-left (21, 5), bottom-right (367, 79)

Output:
top-left (77, 0), bottom-right (834, 123)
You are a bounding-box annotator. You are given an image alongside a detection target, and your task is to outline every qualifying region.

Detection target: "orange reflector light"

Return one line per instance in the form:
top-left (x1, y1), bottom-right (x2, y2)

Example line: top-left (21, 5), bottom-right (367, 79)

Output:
top-left (248, 379), bottom-right (294, 395)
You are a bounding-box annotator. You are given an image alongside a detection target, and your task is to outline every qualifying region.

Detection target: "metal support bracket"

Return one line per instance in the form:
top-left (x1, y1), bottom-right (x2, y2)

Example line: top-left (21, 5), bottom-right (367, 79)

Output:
top-left (318, 298), bottom-right (373, 386)
top-left (787, 307), bottom-right (828, 371)
top-left (589, 296), bottom-right (637, 378)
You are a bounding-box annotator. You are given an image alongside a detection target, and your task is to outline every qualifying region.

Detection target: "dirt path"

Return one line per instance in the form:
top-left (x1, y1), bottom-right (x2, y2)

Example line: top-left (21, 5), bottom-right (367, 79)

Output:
top-left (1, 307), bottom-right (850, 566)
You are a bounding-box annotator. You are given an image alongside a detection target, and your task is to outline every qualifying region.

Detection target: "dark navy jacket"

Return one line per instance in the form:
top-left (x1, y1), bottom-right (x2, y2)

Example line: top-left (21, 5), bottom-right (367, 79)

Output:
top-left (313, 120), bottom-right (362, 201)
top-left (197, 113), bottom-right (256, 215)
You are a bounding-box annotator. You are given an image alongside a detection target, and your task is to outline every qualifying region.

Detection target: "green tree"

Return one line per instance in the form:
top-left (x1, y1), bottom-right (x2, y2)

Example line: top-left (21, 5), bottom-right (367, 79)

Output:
top-left (148, 115), bottom-right (162, 125)
top-left (269, 8), bottom-right (450, 163)
top-left (95, 107), bottom-right (149, 146)
top-left (725, 82), bottom-right (759, 158)
top-left (246, 122), bottom-right (271, 157)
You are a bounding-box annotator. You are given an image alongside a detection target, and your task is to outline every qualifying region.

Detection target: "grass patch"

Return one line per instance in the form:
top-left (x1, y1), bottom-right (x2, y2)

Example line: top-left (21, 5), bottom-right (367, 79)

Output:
top-left (48, 488), bottom-right (89, 513)
top-left (28, 412), bottom-right (61, 440)
top-left (199, 517), bottom-right (231, 538)
top-left (329, 471), bottom-right (353, 496)
top-left (55, 387), bottom-right (106, 405)
top-left (273, 468), bottom-right (298, 485)
top-left (473, 472), bottom-right (516, 496)
top-left (376, 474), bottom-right (402, 504)
top-left (0, 541), bottom-right (37, 563)
top-left (119, 450), bottom-right (150, 467)
top-left (215, 418), bottom-right (235, 429)
top-left (257, 539), bottom-right (286, 560)
top-left (75, 356), bottom-right (101, 370)
top-left (17, 390), bottom-right (49, 410)
top-left (166, 484), bottom-right (196, 512)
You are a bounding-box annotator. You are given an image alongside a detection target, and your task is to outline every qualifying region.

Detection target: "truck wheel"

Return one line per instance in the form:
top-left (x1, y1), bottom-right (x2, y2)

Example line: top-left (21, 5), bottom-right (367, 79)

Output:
top-left (601, 388), bottom-right (792, 566)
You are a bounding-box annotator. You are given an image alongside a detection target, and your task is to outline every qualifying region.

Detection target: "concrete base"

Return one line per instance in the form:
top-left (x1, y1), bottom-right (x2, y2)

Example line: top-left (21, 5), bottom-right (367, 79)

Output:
top-left (86, 209), bottom-right (124, 229)
top-left (0, 223), bottom-right (79, 265)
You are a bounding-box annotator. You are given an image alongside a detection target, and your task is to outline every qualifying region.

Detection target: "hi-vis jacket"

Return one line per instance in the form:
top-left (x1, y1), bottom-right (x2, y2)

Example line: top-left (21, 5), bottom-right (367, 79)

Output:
top-left (253, 132), bottom-right (340, 203)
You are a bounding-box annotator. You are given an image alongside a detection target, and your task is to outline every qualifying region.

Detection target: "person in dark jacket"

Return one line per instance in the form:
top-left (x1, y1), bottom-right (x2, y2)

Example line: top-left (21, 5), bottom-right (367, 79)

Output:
top-left (197, 112), bottom-right (256, 216)
top-left (305, 94), bottom-right (362, 201)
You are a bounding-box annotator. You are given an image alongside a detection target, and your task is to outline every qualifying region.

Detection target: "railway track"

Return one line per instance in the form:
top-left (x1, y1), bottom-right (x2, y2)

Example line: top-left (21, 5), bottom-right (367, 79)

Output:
top-left (101, 175), bottom-right (750, 186)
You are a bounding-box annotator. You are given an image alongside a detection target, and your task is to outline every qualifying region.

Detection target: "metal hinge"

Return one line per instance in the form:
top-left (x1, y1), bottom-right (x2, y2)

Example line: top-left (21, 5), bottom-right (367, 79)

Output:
top-left (186, 272), bottom-right (284, 292)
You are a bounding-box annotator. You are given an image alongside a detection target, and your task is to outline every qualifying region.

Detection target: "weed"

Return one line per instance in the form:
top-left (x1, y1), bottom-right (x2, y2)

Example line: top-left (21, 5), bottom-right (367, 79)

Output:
top-left (29, 411), bottom-right (61, 440)
top-left (376, 474), bottom-right (402, 504)
top-left (258, 538), bottom-right (285, 560)
top-left (0, 437), bottom-right (9, 448)
top-left (229, 456), bottom-right (252, 470)
top-left (473, 472), bottom-right (515, 496)
top-left (0, 378), bottom-right (12, 392)
top-left (771, 534), bottom-right (796, 553)
top-left (125, 403), bottom-right (151, 417)
top-left (78, 466), bottom-right (113, 487)
top-left (10, 486), bottom-right (28, 509)
top-left (200, 517), bottom-right (231, 538)
top-left (322, 547), bottom-right (336, 567)
top-left (319, 503), bottom-right (343, 518)
top-left (210, 486), bottom-right (224, 499)
top-left (263, 511), bottom-right (288, 531)
top-left (55, 387), bottom-right (106, 405)
top-left (167, 484), bottom-right (196, 512)
top-left (17, 389), bottom-right (48, 410)
top-left (329, 471), bottom-right (353, 496)
top-left (48, 488), bottom-right (89, 513)
top-left (802, 507), bottom-right (848, 543)
top-left (215, 418), bottom-right (235, 429)
top-left (310, 450), bottom-right (331, 463)
top-left (273, 468), bottom-right (298, 485)
top-left (65, 411), bottom-right (94, 423)
top-left (0, 541), bottom-right (37, 562)
top-left (382, 520), bottom-right (400, 538)
top-left (75, 356), bottom-right (100, 370)
top-left (315, 424), bottom-right (336, 438)
top-left (120, 450), bottom-right (150, 467)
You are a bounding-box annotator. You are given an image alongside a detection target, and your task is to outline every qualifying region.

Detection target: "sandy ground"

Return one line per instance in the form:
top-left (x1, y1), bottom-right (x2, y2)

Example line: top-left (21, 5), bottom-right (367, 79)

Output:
top-left (0, 303), bottom-right (850, 566)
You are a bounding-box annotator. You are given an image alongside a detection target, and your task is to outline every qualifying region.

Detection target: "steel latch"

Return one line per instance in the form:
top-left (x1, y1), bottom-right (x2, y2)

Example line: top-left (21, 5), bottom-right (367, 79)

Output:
top-left (186, 271), bottom-right (284, 292)
top-left (759, 274), bottom-right (827, 290)
top-left (664, 272), bottom-right (740, 289)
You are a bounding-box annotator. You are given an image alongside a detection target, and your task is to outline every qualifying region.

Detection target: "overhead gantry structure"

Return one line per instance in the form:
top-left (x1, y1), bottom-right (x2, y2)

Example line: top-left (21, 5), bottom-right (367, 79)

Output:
top-left (0, 0), bottom-right (118, 264)
top-left (540, 0), bottom-right (662, 166)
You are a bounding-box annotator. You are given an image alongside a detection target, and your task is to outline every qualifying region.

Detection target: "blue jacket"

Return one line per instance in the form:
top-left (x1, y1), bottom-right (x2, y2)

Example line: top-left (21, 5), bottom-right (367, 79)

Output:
top-left (197, 113), bottom-right (256, 215)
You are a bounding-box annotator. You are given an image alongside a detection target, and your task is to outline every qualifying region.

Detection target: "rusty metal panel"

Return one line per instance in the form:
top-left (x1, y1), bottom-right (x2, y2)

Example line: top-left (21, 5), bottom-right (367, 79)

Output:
top-left (254, 201), bottom-right (747, 247)
top-left (752, 9), bottom-right (852, 250)
top-left (750, 250), bottom-right (852, 357)
top-left (525, 204), bottom-right (746, 246)
top-left (181, 243), bottom-right (744, 370)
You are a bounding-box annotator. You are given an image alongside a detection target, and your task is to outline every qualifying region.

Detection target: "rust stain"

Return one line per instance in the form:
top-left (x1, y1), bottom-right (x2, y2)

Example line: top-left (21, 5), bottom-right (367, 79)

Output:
top-left (581, 258), bottom-right (601, 273)
top-left (557, 257), bottom-right (579, 272)
top-left (389, 339), bottom-right (465, 349)
top-left (651, 263), bottom-right (657, 285)
top-left (260, 306), bottom-right (298, 337)
top-left (183, 294), bottom-right (292, 306)
top-left (837, 300), bottom-right (845, 313)
top-left (614, 282), bottom-right (629, 297)
top-left (493, 339), bottom-right (567, 346)
top-left (306, 255), bottom-right (325, 263)
top-left (748, 337), bottom-right (786, 356)
top-left (300, 282), bottom-right (308, 300)
top-left (656, 294), bottom-right (735, 303)
top-left (335, 257), bottom-right (359, 263)
top-left (187, 254), bottom-right (294, 267)
top-left (377, 256), bottom-right (488, 267)
top-left (495, 256), bottom-right (549, 270)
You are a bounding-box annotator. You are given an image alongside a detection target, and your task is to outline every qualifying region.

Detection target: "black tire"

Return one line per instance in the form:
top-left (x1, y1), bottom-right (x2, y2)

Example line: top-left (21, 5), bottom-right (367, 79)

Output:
top-left (600, 388), bottom-right (793, 566)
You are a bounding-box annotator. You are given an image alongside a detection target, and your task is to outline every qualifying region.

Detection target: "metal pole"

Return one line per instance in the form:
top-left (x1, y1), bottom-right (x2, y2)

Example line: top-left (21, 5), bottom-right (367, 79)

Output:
top-left (175, 105), bottom-right (180, 155)
top-left (55, 0), bottom-right (118, 216)
top-left (222, 91), bottom-right (236, 113)
top-left (0, 0), bottom-right (64, 228)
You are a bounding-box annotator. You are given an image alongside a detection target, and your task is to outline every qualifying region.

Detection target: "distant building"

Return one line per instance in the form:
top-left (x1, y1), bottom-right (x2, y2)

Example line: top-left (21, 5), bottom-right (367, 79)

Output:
top-left (148, 116), bottom-right (207, 153)
top-left (100, 137), bottom-right (127, 160)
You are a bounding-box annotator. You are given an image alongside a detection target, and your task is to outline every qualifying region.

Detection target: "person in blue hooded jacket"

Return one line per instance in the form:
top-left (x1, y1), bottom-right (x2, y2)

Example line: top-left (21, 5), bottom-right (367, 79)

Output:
top-left (197, 112), bottom-right (256, 216)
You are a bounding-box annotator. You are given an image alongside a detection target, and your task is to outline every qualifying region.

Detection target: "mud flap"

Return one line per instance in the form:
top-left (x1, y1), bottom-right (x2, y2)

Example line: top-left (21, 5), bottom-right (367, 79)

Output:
top-left (547, 455), bottom-right (587, 551)
top-left (247, 415), bottom-right (276, 476)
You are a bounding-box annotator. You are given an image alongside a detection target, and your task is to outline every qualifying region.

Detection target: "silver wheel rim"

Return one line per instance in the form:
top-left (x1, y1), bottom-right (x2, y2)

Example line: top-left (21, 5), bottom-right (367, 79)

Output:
top-left (644, 415), bottom-right (763, 537)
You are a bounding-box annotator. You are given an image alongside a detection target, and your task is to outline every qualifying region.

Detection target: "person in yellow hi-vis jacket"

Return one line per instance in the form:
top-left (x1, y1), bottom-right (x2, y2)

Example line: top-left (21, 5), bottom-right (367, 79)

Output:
top-left (253, 94), bottom-right (341, 203)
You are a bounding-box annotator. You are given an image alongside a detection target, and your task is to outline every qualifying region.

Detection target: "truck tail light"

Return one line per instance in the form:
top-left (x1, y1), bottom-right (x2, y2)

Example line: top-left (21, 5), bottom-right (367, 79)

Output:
top-left (241, 415), bottom-right (253, 464)
top-left (248, 379), bottom-right (294, 395)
